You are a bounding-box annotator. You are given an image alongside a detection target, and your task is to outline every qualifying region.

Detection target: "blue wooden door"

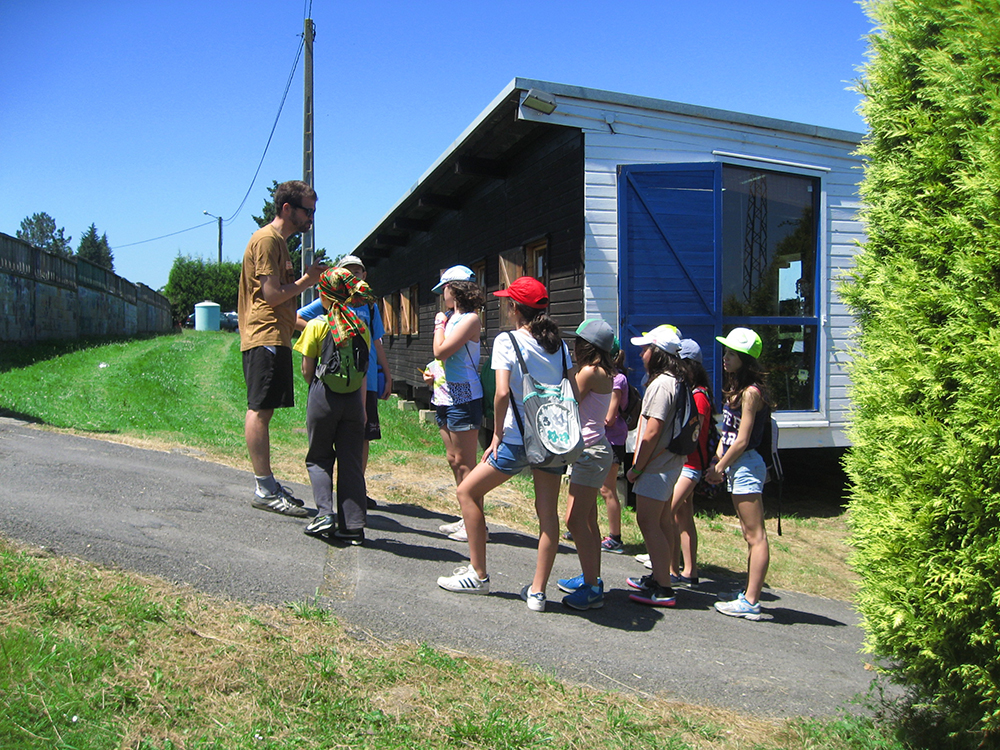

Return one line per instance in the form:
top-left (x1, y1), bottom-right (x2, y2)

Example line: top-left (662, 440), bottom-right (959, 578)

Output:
top-left (618, 163), bottom-right (722, 394)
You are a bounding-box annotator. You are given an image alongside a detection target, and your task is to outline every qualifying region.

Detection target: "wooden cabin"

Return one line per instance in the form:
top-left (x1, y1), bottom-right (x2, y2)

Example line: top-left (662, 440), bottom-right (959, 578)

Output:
top-left (353, 78), bottom-right (865, 449)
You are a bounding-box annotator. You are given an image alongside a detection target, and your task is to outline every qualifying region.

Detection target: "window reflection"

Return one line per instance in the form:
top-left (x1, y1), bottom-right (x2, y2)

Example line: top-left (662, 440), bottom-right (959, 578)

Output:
top-left (721, 166), bottom-right (817, 318)
top-left (721, 166), bottom-right (820, 411)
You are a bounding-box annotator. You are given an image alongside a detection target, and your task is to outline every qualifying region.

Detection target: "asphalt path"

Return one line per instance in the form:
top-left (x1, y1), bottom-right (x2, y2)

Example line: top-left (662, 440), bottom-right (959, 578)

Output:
top-left (0, 416), bottom-right (875, 718)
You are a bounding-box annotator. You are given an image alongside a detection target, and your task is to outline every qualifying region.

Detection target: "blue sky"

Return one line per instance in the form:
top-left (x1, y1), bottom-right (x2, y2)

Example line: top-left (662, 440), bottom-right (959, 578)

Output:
top-left (0, 1), bottom-right (872, 292)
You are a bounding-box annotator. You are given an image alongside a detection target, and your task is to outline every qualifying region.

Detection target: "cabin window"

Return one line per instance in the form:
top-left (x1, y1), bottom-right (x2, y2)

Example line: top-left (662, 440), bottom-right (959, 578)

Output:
top-left (382, 294), bottom-right (399, 335)
top-left (525, 238), bottom-right (548, 283)
top-left (498, 239), bottom-right (548, 329)
top-left (720, 165), bottom-right (819, 411)
top-left (400, 285), bottom-right (418, 335)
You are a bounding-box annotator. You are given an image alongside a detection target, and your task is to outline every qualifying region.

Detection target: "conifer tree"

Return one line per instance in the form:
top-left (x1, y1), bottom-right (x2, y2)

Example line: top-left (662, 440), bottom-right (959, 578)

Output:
top-left (77, 223), bottom-right (115, 271)
top-left (843, 1), bottom-right (1000, 744)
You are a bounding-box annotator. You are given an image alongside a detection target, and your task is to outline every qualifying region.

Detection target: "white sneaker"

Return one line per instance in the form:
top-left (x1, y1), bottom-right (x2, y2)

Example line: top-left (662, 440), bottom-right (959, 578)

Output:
top-left (520, 584), bottom-right (546, 612)
top-left (448, 525), bottom-right (489, 543)
top-left (439, 518), bottom-right (465, 534)
top-left (635, 553), bottom-right (650, 564)
top-left (437, 565), bottom-right (490, 594)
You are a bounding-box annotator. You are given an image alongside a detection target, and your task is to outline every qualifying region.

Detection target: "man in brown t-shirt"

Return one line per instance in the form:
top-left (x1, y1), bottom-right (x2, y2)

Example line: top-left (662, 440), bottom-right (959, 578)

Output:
top-left (238, 180), bottom-right (326, 516)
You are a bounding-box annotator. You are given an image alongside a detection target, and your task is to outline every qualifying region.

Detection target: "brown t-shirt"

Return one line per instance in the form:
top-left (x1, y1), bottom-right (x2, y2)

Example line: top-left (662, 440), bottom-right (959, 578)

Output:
top-left (238, 224), bottom-right (296, 350)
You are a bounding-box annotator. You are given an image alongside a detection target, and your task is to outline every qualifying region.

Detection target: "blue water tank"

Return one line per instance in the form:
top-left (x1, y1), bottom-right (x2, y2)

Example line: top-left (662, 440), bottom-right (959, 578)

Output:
top-left (194, 301), bottom-right (221, 331)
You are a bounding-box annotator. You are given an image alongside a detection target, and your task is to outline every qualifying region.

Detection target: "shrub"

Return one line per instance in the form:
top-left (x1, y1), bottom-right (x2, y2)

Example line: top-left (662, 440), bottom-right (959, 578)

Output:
top-left (163, 256), bottom-right (241, 324)
top-left (842, 1), bottom-right (1000, 746)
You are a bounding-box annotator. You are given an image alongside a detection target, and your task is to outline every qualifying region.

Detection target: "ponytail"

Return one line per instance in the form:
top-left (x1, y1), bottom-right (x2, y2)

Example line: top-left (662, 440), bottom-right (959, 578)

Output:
top-left (515, 302), bottom-right (561, 354)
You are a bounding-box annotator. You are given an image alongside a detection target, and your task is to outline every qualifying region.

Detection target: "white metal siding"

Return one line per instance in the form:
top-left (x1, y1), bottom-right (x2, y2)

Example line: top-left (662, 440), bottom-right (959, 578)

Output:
top-left (560, 97), bottom-right (865, 448)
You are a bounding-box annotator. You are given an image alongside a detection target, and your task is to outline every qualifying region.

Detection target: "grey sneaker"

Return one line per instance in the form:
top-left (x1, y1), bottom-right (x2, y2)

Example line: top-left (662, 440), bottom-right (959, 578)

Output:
top-left (252, 487), bottom-right (309, 517)
top-left (269, 482), bottom-right (304, 506)
top-left (714, 593), bottom-right (762, 620)
top-left (304, 514), bottom-right (335, 536)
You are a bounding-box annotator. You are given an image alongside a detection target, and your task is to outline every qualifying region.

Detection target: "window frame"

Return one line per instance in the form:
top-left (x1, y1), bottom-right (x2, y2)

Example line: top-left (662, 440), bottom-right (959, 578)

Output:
top-left (718, 162), bottom-right (824, 413)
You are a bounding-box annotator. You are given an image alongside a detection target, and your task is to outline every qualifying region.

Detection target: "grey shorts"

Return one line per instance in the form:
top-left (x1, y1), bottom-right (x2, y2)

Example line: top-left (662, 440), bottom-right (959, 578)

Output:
top-left (569, 438), bottom-right (614, 489)
top-left (634, 464), bottom-right (684, 503)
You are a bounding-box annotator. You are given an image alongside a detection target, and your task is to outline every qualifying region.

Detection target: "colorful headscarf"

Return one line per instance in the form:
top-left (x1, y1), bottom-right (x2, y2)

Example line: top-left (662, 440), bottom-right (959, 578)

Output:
top-left (317, 267), bottom-right (376, 347)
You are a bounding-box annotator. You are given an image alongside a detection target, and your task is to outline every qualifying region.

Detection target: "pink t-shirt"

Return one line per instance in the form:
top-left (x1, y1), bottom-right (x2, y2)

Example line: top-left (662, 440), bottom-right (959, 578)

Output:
top-left (579, 387), bottom-right (612, 447)
top-left (604, 373), bottom-right (629, 446)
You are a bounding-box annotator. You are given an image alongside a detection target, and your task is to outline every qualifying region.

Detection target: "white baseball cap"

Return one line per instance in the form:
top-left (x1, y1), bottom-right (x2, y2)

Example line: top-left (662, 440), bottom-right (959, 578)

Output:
top-left (337, 254), bottom-right (366, 271)
top-left (432, 265), bottom-right (476, 294)
top-left (630, 324), bottom-right (681, 354)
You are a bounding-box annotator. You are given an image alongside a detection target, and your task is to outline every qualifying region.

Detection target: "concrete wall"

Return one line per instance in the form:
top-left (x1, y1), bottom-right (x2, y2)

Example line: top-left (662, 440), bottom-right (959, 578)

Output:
top-left (0, 232), bottom-right (173, 343)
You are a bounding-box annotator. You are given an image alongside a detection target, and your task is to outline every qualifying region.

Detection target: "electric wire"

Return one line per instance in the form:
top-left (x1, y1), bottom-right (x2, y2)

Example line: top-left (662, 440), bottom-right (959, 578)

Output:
top-left (223, 34), bottom-right (305, 223)
top-left (112, 220), bottom-right (218, 249)
top-left (110, 29), bottom-right (306, 251)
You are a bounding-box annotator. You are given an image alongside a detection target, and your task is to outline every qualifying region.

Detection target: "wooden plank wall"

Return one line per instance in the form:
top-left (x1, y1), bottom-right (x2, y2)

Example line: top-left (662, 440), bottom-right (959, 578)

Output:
top-left (365, 128), bottom-right (586, 399)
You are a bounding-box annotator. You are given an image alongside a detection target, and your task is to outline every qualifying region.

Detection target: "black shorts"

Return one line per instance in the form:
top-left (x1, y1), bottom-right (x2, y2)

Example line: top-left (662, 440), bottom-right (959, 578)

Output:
top-left (611, 443), bottom-right (627, 465)
top-left (243, 346), bottom-right (294, 411)
top-left (364, 390), bottom-right (382, 441)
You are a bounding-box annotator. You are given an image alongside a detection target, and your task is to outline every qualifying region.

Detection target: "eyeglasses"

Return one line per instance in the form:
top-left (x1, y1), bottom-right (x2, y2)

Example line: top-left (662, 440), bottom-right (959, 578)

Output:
top-left (289, 202), bottom-right (315, 217)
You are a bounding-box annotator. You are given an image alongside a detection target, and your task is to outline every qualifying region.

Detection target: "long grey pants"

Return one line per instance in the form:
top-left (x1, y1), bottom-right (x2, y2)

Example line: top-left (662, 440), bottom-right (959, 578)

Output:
top-left (304, 380), bottom-right (367, 532)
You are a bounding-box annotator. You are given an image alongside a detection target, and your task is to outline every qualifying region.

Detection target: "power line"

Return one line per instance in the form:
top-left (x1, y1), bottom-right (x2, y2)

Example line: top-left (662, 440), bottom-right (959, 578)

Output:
top-left (110, 30), bottom-right (306, 250)
top-left (223, 34), bottom-right (305, 223)
top-left (112, 220), bottom-right (217, 249)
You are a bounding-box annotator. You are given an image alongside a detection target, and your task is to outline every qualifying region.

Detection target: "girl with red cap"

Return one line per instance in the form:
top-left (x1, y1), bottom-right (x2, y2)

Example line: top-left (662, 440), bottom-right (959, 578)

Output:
top-left (437, 276), bottom-right (576, 613)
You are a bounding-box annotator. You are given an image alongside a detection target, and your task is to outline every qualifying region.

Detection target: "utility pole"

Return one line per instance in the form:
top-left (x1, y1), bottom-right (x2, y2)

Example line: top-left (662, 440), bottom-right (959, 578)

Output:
top-left (301, 17), bottom-right (316, 304)
top-left (203, 210), bottom-right (222, 263)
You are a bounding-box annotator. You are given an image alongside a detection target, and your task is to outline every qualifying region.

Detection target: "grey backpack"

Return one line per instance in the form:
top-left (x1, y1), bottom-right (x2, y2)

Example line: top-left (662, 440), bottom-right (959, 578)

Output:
top-left (505, 332), bottom-right (584, 468)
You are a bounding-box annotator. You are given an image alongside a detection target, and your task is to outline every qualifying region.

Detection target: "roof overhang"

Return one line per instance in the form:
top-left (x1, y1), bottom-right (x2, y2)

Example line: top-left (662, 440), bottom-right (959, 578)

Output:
top-left (352, 77), bottom-right (864, 268)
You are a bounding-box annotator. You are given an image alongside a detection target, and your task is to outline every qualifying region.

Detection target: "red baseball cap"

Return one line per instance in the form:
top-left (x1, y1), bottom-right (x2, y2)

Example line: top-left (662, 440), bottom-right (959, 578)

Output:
top-left (493, 276), bottom-right (549, 309)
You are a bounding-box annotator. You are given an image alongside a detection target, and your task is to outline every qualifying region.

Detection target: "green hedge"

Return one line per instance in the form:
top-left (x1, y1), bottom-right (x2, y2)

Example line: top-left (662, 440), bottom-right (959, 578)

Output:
top-left (842, 1), bottom-right (1000, 746)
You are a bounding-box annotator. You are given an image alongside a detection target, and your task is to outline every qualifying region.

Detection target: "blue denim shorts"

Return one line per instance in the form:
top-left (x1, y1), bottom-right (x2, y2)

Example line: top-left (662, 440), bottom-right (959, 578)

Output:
top-left (487, 441), bottom-right (566, 476)
top-left (681, 465), bottom-right (703, 482)
top-left (726, 449), bottom-right (766, 495)
top-left (435, 399), bottom-right (483, 432)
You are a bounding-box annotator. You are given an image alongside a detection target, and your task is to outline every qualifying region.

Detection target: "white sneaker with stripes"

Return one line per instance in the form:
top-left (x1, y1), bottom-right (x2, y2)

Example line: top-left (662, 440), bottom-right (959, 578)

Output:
top-left (437, 564), bottom-right (490, 594)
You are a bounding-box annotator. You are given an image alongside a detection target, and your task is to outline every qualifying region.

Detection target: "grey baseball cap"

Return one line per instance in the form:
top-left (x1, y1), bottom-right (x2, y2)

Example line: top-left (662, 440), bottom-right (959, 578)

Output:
top-left (574, 318), bottom-right (616, 353)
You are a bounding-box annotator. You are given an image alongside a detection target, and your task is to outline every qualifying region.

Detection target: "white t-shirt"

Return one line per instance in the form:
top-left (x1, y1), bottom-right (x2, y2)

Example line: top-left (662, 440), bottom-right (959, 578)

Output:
top-left (492, 329), bottom-right (571, 446)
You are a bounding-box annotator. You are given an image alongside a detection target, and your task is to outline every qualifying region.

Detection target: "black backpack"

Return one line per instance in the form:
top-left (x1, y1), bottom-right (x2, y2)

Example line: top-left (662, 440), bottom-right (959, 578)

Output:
top-left (667, 380), bottom-right (701, 456)
top-left (619, 381), bottom-right (643, 431)
top-left (757, 412), bottom-right (784, 535)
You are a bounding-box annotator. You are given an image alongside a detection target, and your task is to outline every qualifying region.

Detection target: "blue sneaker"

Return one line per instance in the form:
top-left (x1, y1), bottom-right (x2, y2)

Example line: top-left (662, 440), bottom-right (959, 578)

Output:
top-left (557, 573), bottom-right (585, 593)
top-left (563, 580), bottom-right (604, 610)
top-left (714, 593), bottom-right (762, 620)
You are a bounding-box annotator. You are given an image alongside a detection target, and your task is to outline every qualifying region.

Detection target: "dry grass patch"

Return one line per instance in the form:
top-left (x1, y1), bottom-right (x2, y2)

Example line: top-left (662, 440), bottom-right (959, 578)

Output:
top-left (0, 536), bottom-right (879, 750)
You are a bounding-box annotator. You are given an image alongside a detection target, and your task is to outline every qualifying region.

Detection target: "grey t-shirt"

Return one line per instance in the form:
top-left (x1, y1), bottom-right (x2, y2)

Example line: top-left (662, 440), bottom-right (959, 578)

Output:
top-left (641, 372), bottom-right (686, 476)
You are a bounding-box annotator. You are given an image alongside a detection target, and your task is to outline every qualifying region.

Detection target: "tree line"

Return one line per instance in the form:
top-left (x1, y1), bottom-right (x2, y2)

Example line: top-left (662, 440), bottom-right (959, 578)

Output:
top-left (16, 181), bottom-right (326, 326)
top-left (16, 212), bottom-right (115, 272)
